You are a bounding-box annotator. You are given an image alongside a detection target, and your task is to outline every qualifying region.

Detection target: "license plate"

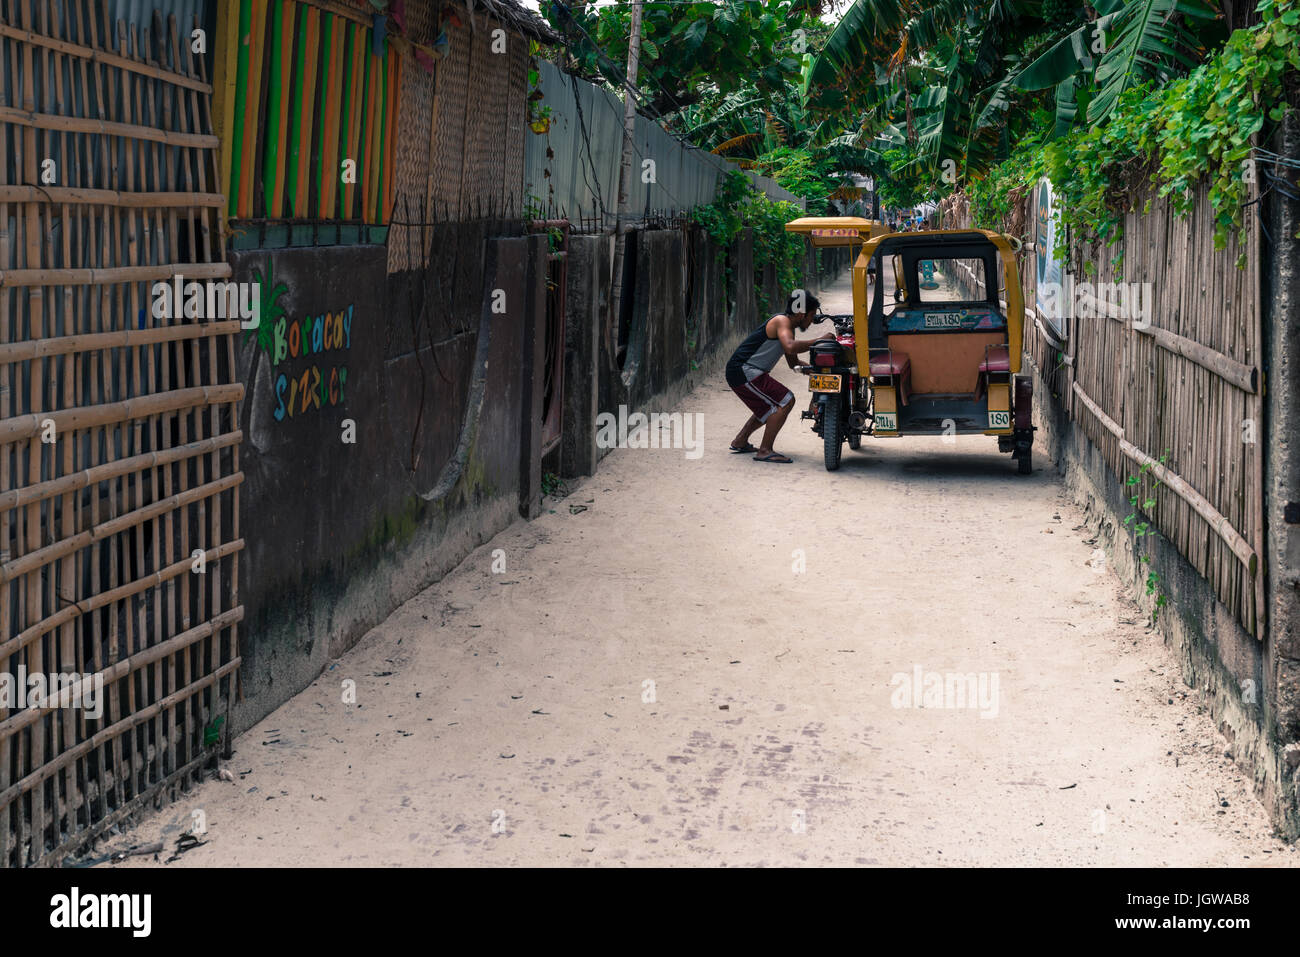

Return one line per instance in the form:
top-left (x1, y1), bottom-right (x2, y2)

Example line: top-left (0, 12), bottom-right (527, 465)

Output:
top-left (875, 412), bottom-right (897, 431)
top-left (989, 410), bottom-right (1011, 429)
top-left (808, 374), bottom-right (841, 393)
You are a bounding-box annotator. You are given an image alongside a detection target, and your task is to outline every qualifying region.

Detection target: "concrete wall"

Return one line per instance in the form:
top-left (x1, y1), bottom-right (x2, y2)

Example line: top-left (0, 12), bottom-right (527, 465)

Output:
top-left (230, 216), bottom-right (852, 730)
top-left (230, 232), bottom-right (546, 731)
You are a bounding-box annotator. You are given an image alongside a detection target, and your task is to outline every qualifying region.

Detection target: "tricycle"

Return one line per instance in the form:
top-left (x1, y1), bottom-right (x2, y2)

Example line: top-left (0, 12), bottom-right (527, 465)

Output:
top-left (784, 218), bottom-right (1035, 474)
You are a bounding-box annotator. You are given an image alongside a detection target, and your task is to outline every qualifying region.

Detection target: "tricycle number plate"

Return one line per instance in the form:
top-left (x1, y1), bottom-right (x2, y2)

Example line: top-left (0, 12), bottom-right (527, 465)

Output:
top-left (875, 412), bottom-right (897, 431)
top-left (989, 411), bottom-right (1011, 429)
top-left (808, 374), bottom-right (841, 393)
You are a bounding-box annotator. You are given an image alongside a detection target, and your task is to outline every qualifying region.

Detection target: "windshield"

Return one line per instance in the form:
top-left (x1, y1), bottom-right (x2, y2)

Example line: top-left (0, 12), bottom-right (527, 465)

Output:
top-left (917, 257), bottom-right (987, 303)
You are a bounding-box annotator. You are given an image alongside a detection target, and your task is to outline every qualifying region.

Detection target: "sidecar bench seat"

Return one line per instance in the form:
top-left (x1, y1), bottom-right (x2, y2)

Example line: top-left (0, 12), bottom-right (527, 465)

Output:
top-left (979, 345), bottom-right (1010, 373)
top-left (869, 351), bottom-right (911, 406)
top-left (869, 351), bottom-right (910, 377)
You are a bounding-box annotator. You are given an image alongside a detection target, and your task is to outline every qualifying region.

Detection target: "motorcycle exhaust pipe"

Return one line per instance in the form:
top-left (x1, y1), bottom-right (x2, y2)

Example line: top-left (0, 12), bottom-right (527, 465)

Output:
top-left (848, 412), bottom-right (867, 431)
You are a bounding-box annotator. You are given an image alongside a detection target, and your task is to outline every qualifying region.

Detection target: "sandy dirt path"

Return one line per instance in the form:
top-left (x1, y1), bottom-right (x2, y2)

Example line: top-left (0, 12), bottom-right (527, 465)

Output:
top-left (118, 276), bottom-right (1291, 867)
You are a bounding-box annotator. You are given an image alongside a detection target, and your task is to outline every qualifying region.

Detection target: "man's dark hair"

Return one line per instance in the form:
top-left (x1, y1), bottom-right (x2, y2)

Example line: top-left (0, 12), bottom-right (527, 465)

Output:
top-left (786, 290), bottom-right (821, 316)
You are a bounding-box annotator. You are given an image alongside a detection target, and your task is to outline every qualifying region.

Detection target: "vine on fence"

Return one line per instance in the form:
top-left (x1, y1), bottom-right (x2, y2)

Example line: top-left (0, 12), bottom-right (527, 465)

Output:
top-left (968, 0), bottom-right (1298, 270)
top-left (691, 170), bottom-right (806, 307)
top-left (1124, 452), bottom-right (1171, 624)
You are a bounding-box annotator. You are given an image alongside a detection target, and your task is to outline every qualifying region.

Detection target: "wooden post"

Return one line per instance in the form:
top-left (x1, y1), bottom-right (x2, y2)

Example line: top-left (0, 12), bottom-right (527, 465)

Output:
top-left (606, 0), bottom-right (642, 373)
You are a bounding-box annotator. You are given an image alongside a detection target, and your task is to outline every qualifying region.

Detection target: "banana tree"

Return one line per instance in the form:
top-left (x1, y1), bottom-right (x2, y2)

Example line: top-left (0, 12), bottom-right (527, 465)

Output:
top-left (1013, 0), bottom-right (1224, 127)
top-left (804, 0), bottom-right (1226, 194)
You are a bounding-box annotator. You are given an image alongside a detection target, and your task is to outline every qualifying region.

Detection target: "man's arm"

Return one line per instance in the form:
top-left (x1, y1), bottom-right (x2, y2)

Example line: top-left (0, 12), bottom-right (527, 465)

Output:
top-left (775, 315), bottom-right (833, 360)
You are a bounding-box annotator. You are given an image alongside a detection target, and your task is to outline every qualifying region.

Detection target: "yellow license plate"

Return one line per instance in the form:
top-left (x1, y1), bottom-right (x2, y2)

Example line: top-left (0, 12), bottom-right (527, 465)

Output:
top-left (808, 374), bottom-right (841, 393)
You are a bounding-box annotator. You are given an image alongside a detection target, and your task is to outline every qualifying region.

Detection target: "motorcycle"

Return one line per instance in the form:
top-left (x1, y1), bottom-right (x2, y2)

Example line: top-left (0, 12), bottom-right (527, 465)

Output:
top-left (798, 312), bottom-right (874, 471)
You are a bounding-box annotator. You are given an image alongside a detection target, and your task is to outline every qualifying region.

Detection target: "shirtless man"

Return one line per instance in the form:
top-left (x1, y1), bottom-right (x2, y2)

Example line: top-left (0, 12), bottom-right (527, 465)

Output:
top-left (725, 290), bottom-right (830, 463)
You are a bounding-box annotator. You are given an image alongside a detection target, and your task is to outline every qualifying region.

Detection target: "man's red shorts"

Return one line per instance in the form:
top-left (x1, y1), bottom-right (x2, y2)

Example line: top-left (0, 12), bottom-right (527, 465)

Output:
top-left (731, 372), bottom-right (793, 423)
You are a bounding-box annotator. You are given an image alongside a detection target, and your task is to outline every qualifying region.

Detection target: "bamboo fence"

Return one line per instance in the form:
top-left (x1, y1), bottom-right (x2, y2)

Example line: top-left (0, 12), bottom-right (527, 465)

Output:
top-left (1, 0), bottom-right (244, 866)
top-left (221, 0), bottom-right (402, 226)
top-left (1003, 185), bottom-right (1264, 636)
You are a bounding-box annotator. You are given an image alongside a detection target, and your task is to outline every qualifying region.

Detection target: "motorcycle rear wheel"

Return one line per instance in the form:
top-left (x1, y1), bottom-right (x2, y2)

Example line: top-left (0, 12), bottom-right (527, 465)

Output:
top-left (823, 398), bottom-right (843, 471)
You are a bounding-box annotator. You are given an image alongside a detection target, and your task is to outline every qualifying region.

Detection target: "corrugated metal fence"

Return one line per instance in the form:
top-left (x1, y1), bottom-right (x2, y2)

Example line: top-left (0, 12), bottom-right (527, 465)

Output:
top-left (525, 59), bottom-right (798, 223)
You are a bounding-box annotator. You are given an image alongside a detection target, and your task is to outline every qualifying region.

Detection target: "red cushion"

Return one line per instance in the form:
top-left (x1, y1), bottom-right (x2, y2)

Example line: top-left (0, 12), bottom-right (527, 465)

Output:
top-left (869, 351), bottom-right (910, 376)
top-left (979, 345), bottom-right (1010, 373)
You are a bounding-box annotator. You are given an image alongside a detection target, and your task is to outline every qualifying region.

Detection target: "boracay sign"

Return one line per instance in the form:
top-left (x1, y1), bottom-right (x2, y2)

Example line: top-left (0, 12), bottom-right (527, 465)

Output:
top-left (246, 263), bottom-right (354, 423)
top-left (269, 305), bottom-right (353, 421)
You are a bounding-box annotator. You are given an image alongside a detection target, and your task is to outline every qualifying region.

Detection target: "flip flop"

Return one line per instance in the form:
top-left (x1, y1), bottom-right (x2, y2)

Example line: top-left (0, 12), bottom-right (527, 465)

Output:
top-left (729, 442), bottom-right (758, 454)
top-left (753, 451), bottom-right (793, 464)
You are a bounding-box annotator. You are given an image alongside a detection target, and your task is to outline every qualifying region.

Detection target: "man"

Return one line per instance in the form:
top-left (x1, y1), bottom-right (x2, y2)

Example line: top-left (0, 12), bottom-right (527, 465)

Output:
top-left (725, 289), bottom-right (830, 463)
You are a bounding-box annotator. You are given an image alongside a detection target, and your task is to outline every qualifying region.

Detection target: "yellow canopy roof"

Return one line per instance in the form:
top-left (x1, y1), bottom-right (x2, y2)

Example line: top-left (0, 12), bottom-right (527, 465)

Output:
top-left (784, 216), bottom-right (890, 246)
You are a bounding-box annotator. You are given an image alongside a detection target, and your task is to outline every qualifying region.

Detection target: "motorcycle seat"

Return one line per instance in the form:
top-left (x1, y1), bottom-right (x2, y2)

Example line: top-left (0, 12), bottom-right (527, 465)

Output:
top-left (979, 345), bottom-right (1010, 373)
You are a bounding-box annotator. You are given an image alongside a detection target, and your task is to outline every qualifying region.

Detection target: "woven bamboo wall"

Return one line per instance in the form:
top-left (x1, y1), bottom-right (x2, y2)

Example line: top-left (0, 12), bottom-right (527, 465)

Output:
top-left (0, 0), bottom-right (244, 866)
top-left (386, 0), bottom-right (435, 272)
top-left (428, 19), bottom-right (527, 215)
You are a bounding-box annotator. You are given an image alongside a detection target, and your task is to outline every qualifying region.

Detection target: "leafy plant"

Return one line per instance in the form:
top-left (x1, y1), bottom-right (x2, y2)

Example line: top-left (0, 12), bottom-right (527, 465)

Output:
top-left (691, 171), bottom-right (807, 305)
top-left (1123, 451), bottom-right (1170, 623)
top-left (964, 0), bottom-right (1298, 269)
top-left (541, 472), bottom-right (568, 498)
top-left (203, 715), bottom-right (225, 749)
top-left (527, 39), bottom-right (552, 134)
top-left (549, 1), bottom-right (810, 119)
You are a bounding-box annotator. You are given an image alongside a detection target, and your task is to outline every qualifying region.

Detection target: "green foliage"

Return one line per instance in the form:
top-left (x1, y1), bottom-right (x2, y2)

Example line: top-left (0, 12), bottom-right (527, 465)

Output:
top-left (1041, 81), bottom-right (1162, 262)
top-left (203, 716), bottom-right (225, 749)
top-left (1155, 0), bottom-right (1300, 252)
top-left (1123, 452), bottom-right (1170, 624)
top-left (1087, 0), bottom-right (1221, 125)
top-left (750, 146), bottom-right (836, 215)
top-left (967, 110), bottom-right (1052, 230)
top-left (526, 40), bottom-right (553, 134)
top-left (691, 171), bottom-right (807, 303)
top-left (550, 1), bottom-right (807, 118)
top-left (747, 196), bottom-right (808, 292)
top-left (690, 169), bottom-right (751, 250)
top-left (810, 0), bottom-right (1229, 202)
top-left (969, 0), bottom-right (1298, 264)
top-left (876, 143), bottom-right (941, 209)
top-left (523, 193), bottom-right (564, 253)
